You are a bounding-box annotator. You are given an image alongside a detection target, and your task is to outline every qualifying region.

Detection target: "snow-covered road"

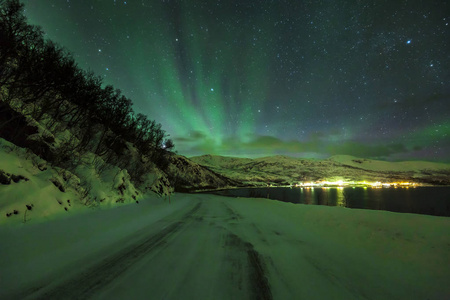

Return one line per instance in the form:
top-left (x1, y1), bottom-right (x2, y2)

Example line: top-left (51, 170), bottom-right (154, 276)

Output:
top-left (30, 200), bottom-right (270, 299)
top-left (1, 195), bottom-right (273, 299)
top-left (1, 194), bottom-right (449, 299)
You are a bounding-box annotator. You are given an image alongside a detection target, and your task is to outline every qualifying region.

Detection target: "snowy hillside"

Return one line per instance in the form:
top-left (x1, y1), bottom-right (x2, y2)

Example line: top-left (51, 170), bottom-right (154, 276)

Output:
top-left (190, 154), bottom-right (450, 186)
top-left (0, 138), bottom-right (150, 225)
top-left (166, 155), bottom-right (239, 192)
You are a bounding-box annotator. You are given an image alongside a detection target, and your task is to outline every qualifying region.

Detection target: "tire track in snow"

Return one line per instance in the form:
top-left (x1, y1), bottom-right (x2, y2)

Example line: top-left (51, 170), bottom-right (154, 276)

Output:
top-left (247, 246), bottom-right (272, 300)
top-left (224, 232), bottom-right (272, 300)
top-left (222, 202), bottom-right (273, 299)
top-left (27, 202), bottom-right (202, 300)
top-left (224, 233), bottom-right (272, 300)
top-left (223, 202), bottom-right (272, 299)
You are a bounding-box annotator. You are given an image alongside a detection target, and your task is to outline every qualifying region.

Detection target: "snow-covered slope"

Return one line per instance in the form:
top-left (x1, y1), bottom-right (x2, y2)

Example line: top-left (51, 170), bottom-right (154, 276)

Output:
top-left (0, 138), bottom-right (87, 224)
top-left (190, 154), bottom-right (254, 169)
top-left (190, 154), bottom-right (450, 186)
top-left (166, 155), bottom-right (240, 192)
top-left (0, 138), bottom-right (162, 225)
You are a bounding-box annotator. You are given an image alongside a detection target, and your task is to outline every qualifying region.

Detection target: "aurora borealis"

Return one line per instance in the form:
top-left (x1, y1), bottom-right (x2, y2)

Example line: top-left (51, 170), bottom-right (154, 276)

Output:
top-left (22, 0), bottom-right (449, 161)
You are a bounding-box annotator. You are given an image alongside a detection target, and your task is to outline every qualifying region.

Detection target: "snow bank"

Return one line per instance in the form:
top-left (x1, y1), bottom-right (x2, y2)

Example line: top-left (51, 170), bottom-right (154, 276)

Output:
top-left (0, 138), bottom-right (165, 225)
top-left (73, 153), bottom-right (142, 207)
top-left (0, 138), bottom-right (86, 224)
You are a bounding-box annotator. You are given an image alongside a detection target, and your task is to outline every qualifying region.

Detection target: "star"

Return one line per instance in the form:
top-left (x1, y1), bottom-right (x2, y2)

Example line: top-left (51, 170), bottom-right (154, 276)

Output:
top-left (22, 0), bottom-right (450, 161)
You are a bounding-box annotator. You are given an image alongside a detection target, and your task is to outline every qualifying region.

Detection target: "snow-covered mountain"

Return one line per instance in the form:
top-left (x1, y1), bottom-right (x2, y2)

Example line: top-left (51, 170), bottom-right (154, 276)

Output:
top-left (190, 154), bottom-right (450, 186)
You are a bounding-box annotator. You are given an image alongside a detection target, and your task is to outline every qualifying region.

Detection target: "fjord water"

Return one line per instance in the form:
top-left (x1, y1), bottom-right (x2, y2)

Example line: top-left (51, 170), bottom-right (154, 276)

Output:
top-left (213, 187), bottom-right (450, 217)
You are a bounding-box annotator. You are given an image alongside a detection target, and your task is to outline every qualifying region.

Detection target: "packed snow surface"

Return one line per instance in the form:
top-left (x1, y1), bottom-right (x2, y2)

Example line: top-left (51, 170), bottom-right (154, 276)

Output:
top-left (0, 194), bottom-right (449, 299)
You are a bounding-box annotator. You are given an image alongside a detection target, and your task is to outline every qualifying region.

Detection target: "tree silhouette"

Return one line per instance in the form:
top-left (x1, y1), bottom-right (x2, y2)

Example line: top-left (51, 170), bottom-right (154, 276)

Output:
top-left (0, 0), bottom-right (175, 181)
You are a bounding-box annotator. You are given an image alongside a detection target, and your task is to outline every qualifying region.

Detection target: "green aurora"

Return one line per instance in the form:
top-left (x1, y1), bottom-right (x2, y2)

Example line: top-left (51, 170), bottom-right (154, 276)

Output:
top-left (22, 0), bottom-right (450, 161)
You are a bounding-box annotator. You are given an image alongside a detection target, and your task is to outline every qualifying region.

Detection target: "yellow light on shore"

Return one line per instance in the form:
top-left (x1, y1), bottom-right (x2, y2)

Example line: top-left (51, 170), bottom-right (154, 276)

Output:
top-left (295, 180), bottom-right (419, 188)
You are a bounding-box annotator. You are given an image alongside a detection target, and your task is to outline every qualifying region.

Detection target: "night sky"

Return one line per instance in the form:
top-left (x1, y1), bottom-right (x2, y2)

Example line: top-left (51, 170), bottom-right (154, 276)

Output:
top-left (22, 0), bottom-right (449, 161)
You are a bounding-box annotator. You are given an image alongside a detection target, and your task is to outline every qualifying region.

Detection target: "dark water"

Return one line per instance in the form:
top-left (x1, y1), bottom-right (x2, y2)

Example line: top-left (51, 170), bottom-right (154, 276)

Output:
top-left (212, 187), bottom-right (450, 217)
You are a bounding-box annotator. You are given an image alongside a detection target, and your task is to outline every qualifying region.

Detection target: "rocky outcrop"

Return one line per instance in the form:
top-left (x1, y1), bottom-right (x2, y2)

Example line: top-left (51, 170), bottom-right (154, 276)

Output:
top-left (0, 170), bottom-right (29, 185)
top-left (0, 102), bottom-right (57, 162)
